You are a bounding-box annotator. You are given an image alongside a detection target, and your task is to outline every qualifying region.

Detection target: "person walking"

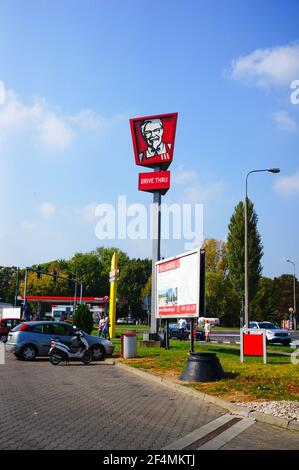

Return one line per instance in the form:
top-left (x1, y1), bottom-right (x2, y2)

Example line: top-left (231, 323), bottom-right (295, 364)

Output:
top-left (102, 314), bottom-right (110, 340)
top-left (98, 314), bottom-right (105, 337)
top-left (177, 318), bottom-right (187, 341)
top-left (204, 320), bottom-right (211, 342)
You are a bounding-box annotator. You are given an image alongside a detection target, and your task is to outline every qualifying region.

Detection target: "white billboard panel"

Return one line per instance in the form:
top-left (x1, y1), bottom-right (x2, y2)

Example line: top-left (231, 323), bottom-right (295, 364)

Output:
top-left (2, 307), bottom-right (21, 319)
top-left (155, 248), bottom-right (200, 319)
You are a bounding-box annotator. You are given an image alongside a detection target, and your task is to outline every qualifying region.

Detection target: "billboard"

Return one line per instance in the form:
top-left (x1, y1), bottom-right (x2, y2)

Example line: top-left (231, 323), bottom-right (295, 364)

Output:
top-left (155, 249), bottom-right (200, 319)
top-left (130, 112), bottom-right (178, 169)
top-left (138, 171), bottom-right (170, 195)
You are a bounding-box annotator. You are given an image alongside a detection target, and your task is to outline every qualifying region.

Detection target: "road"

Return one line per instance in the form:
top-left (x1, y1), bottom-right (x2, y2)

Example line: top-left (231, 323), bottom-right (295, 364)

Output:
top-left (0, 352), bottom-right (298, 450)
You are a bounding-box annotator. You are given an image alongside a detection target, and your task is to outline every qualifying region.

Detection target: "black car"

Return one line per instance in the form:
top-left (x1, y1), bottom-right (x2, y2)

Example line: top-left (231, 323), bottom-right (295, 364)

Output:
top-left (168, 323), bottom-right (205, 341)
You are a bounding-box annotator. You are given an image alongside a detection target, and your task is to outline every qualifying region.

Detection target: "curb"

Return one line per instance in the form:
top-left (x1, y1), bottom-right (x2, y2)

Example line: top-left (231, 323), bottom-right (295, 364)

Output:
top-left (116, 360), bottom-right (298, 432)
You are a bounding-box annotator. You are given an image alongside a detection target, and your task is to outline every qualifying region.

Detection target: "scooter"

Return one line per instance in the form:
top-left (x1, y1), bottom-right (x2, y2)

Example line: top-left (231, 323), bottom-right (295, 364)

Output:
top-left (49, 331), bottom-right (93, 365)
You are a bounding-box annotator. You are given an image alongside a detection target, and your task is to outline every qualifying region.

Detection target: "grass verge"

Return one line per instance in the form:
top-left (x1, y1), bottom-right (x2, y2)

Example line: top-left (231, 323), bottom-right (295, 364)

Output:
top-left (114, 339), bottom-right (299, 403)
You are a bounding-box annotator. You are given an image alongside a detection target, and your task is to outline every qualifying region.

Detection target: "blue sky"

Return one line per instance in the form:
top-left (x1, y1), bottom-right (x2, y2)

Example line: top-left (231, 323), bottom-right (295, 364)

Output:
top-left (0, 0), bottom-right (298, 278)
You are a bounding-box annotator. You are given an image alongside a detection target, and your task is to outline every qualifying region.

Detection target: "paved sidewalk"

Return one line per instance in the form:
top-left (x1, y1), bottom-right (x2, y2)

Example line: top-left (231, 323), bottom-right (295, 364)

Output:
top-left (0, 353), bottom-right (298, 450)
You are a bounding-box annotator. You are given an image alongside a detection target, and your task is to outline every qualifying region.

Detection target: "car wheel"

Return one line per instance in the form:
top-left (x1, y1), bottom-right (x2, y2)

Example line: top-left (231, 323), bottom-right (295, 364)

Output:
top-left (282, 341), bottom-right (291, 347)
top-left (0, 334), bottom-right (7, 342)
top-left (81, 350), bottom-right (93, 365)
top-left (92, 345), bottom-right (106, 361)
top-left (20, 345), bottom-right (37, 361)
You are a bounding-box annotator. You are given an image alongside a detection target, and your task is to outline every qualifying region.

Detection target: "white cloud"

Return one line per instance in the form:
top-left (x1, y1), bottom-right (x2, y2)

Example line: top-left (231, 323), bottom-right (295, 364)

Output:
top-left (38, 202), bottom-right (56, 219)
top-left (21, 221), bottom-right (39, 231)
top-left (39, 113), bottom-right (74, 149)
top-left (180, 181), bottom-right (226, 204)
top-left (0, 89), bottom-right (126, 152)
top-left (70, 109), bottom-right (107, 130)
top-left (274, 171), bottom-right (299, 196)
top-left (272, 111), bottom-right (299, 132)
top-left (75, 202), bottom-right (98, 223)
top-left (228, 43), bottom-right (299, 87)
top-left (172, 165), bottom-right (196, 184)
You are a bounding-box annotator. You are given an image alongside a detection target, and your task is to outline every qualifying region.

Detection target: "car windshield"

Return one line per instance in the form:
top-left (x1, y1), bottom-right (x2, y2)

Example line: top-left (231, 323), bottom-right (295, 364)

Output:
top-left (259, 322), bottom-right (279, 329)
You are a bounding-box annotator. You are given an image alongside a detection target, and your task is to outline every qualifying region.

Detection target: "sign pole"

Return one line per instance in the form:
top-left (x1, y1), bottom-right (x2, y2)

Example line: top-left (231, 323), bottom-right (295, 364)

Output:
top-left (23, 268), bottom-right (28, 319)
top-left (109, 252), bottom-right (118, 339)
top-left (190, 318), bottom-right (195, 353)
top-left (150, 185), bottom-right (161, 334)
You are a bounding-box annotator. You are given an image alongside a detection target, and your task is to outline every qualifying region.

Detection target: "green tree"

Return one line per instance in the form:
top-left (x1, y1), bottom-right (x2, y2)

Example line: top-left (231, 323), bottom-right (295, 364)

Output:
top-left (227, 200), bottom-right (263, 303)
top-left (118, 258), bottom-right (151, 318)
top-left (72, 303), bottom-right (94, 334)
top-left (272, 274), bottom-right (298, 325)
top-left (95, 247), bottom-right (130, 297)
top-left (250, 277), bottom-right (274, 322)
top-left (0, 266), bottom-right (18, 303)
top-left (203, 239), bottom-right (228, 274)
top-left (69, 252), bottom-right (102, 296)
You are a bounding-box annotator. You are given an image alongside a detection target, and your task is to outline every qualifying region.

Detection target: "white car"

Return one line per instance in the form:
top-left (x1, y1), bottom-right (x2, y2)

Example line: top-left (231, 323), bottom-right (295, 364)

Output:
top-left (248, 321), bottom-right (291, 346)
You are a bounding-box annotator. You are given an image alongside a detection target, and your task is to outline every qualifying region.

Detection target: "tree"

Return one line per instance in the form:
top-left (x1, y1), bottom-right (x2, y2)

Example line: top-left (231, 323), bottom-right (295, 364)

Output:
top-left (202, 239), bottom-right (228, 274)
top-left (72, 303), bottom-right (94, 334)
top-left (118, 258), bottom-right (151, 319)
top-left (227, 200), bottom-right (263, 303)
top-left (272, 275), bottom-right (298, 325)
top-left (250, 277), bottom-right (274, 322)
top-left (0, 266), bottom-right (18, 303)
top-left (95, 247), bottom-right (130, 297)
top-left (69, 252), bottom-right (102, 296)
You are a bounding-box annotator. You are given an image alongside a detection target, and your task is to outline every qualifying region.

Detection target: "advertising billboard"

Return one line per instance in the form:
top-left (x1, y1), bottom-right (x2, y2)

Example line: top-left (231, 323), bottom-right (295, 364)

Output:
top-left (130, 112), bottom-right (178, 169)
top-left (155, 249), bottom-right (200, 319)
top-left (138, 171), bottom-right (170, 194)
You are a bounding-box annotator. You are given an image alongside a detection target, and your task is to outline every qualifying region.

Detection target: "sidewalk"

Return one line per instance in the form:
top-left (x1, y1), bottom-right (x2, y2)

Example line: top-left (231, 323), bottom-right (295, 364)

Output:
top-left (116, 360), bottom-right (299, 433)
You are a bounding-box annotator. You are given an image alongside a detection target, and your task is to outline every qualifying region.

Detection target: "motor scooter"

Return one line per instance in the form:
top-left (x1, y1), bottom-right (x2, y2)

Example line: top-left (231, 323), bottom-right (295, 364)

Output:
top-left (49, 330), bottom-right (92, 365)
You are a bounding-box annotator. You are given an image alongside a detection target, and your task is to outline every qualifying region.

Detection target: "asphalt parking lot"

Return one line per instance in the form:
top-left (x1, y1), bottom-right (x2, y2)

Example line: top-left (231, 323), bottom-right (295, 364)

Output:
top-left (0, 351), bottom-right (298, 450)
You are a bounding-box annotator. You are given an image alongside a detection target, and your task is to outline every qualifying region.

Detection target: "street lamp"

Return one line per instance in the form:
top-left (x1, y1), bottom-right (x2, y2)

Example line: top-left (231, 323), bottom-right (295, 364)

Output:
top-left (286, 259), bottom-right (296, 331)
top-left (244, 168), bottom-right (280, 327)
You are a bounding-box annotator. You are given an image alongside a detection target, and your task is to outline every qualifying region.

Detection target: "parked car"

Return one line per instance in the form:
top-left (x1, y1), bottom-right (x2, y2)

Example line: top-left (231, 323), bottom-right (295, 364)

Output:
top-left (6, 321), bottom-right (114, 361)
top-left (248, 321), bottom-right (292, 346)
top-left (0, 318), bottom-right (23, 342)
top-left (168, 322), bottom-right (205, 341)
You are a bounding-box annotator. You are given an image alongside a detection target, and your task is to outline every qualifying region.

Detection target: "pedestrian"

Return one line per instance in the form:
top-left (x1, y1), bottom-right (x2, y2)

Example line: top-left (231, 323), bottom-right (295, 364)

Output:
top-left (98, 314), bottom-right (105, 337)
top-left (204, 320), bottom-right (210, 342)
top-left (102, 314), bottom-right (110, 340)
top-left (177, 318), bottom-right (187, 341)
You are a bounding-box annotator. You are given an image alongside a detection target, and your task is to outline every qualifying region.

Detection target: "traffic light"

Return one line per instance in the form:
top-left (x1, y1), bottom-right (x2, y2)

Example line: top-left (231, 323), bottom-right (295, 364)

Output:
top-left (36, 266), bottom-right (41, 279)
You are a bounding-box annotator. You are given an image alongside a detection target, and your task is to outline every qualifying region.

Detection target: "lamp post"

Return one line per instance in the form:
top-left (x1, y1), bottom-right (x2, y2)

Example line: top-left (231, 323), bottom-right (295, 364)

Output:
top-left (286, 259), bottom-right (296, 331)
top-left (244, 168), bottom-right (280, 327)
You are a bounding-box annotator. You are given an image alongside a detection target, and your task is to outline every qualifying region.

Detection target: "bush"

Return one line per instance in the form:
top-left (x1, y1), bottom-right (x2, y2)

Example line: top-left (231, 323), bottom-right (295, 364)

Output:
top-left (72, 303), bottom-right (94, 334)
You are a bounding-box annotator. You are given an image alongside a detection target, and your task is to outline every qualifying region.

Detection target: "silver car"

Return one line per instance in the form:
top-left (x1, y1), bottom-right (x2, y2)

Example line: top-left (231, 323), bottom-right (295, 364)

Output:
top-left (248, 321), bottom-right (292, 346)
top-left (6, 321), bottom-right (114, 361)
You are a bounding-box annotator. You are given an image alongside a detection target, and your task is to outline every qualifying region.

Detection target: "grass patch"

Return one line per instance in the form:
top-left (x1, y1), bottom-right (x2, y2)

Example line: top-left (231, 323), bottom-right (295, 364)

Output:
top-left (117, 340), bottom-right (299, 403)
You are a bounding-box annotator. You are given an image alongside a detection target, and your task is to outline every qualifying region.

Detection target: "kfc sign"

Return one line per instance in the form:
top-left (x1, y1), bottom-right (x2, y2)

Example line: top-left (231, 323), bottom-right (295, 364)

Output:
top-left (138, 171), bottom-right (170, 194)
top-left (130, 113), bottom-right (178, 169)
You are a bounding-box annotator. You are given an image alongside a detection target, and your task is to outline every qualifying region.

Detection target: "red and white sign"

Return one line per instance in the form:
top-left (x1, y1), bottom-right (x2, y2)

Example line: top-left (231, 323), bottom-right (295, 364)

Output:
top-left (155, 249), bottom-right (200, 319)
top-left (240, 328), bottom-right (267, 364)
top-left (130, 113), bottom-right (178, 169)
top-left (138, 171), bottom-right (170, 195)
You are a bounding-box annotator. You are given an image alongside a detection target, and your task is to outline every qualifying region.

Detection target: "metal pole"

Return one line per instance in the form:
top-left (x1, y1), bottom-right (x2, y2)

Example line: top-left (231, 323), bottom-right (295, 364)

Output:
top-left (80, 282), bottom-right (83, 304)
top-left (287, 260), bottom-right (297, 331)
top-left (293, 267), bottom-right (297, 331)
top-left (14, 267), bottom-right (19, 307)
top-left (23, 268), bottom-right (28, 319)
top-left (244, 178), bottom-right (249, 327)
top-left (150, 186), bottom-right (161, 334)
top-left (73, 273), bottom-right (78, 315)
top-left (165, 319), bottom-right (170, 350)
top-left (190, 318), bottom-right (194, 353)
top-left (244, 168), bottom-right (280, 327)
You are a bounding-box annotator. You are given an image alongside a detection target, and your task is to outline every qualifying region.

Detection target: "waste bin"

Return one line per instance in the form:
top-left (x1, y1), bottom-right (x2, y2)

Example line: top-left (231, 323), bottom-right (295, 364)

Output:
top-left (121, 333), bottom-right (137, 358)
top-left (179, 352), bottom-right (224, 382)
